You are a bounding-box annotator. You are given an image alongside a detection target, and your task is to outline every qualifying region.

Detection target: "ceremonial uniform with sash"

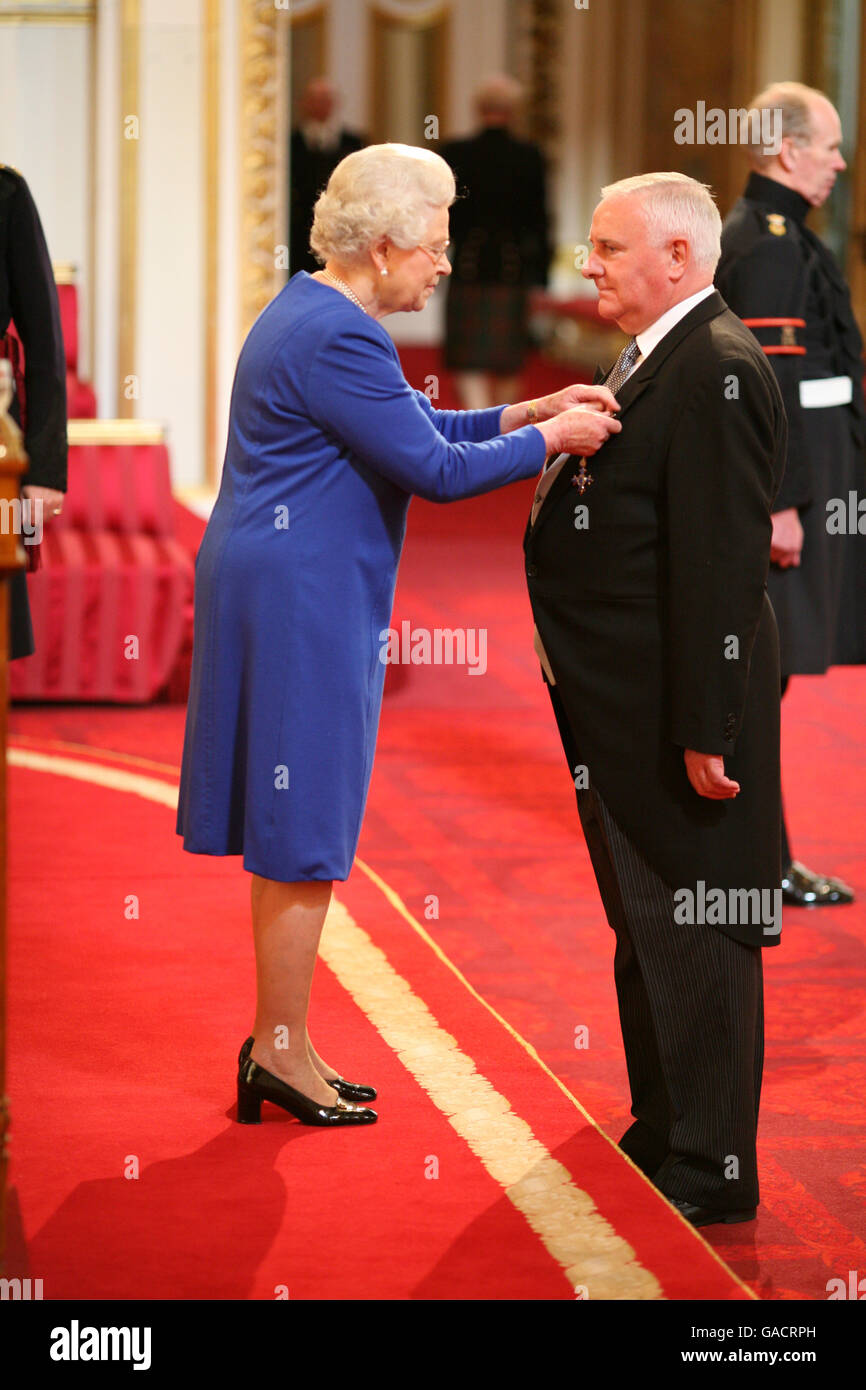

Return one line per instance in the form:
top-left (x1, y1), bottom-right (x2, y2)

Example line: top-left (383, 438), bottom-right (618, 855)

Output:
top-left (717, 171), bottom-right (865, 899)
top-left (716, 171), bottom-right (865, 676)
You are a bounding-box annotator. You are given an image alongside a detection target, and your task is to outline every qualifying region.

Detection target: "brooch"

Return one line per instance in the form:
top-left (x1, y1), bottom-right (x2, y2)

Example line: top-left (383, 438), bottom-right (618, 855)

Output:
top-left (571, 459), bottom-right (593, 494)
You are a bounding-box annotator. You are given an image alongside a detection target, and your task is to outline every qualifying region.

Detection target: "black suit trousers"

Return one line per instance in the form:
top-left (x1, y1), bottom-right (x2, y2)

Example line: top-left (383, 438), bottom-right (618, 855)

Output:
top-left (548, 682), bottom-right (765, 1210)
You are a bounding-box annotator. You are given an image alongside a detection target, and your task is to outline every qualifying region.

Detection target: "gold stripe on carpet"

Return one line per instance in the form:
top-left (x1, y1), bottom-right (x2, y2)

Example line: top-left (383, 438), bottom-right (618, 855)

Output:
top-left (8, 744), bottom-right (742, 1298)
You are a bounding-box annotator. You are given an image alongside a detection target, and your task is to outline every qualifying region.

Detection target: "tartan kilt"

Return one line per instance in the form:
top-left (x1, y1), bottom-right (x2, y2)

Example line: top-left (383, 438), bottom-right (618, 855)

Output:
top-left (443, 283), bottom-right (529, 373)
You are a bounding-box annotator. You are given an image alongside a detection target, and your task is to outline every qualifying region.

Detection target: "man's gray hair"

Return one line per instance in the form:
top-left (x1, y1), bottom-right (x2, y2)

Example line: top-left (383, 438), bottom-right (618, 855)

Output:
top-left (744, 81), bottom-right (828, 170)
top-left (599, 171), bottom-right (722, 272)
top-left (475, 73), bottom-right (524, 119)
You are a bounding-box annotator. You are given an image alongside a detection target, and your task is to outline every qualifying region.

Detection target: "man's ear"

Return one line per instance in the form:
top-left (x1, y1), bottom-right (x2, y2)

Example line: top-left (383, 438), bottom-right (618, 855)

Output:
top-left (669, 237), bottom-right (689, 281)
top-left (777, 135), bottom-right (800, 174)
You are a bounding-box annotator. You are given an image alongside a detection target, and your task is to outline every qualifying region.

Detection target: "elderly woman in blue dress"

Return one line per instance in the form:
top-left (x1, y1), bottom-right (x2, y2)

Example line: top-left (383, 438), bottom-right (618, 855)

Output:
top-left (177, 143), bottom-right (620, 1127)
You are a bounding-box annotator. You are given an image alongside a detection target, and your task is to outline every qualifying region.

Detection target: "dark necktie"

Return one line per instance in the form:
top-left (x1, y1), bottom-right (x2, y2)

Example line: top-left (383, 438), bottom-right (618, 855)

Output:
top-left (603, 336), bottom-right (641, 396)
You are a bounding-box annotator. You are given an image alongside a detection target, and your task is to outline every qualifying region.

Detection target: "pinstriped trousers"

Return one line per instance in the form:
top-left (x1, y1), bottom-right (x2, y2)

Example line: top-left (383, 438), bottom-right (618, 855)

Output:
top-left (548, 684), bottom-right (764, 1211)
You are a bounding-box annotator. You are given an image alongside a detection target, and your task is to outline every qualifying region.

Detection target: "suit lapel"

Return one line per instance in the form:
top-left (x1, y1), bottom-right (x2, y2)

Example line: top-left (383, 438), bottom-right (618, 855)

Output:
top-left (527, 292), bottom-right (729, 541)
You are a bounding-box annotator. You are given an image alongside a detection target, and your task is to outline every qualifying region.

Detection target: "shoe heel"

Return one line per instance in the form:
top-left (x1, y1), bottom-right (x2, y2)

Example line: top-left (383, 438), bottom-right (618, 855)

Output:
top-left (237, 1079), bottom-right (262, 1124)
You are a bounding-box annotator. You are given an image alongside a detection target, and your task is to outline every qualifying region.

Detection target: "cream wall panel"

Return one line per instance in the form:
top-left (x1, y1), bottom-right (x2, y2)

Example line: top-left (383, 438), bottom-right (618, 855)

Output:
top-left (329, 0), bottom-right (368, 133)
top-left (0, 21), bottom-right (91, 362)
top-left (136, 0), bottom-right (203, 486)
top-left (213, 0), bottom-right (240, 484)
top-left (449, 0), bottom-right (507, 137)
top-left (755, 0), bottom-right (806, 89)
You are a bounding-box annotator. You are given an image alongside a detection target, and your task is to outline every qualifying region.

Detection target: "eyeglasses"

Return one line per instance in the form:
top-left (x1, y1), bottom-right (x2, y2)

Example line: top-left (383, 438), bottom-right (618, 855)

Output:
top-left (418, 240), bottom-right (451, 265)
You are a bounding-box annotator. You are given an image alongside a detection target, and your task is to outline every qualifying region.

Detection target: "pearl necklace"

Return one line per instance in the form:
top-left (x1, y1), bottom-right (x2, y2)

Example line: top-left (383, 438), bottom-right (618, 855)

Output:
top-left (320, 269), bottom-right (368, 314)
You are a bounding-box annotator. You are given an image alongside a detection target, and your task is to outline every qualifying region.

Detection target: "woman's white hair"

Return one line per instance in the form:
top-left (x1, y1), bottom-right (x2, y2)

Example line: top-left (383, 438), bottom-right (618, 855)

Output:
top-left (309, 143), bottom-right (456, 265)
top-left (599, 171), bottom-right (722, 272)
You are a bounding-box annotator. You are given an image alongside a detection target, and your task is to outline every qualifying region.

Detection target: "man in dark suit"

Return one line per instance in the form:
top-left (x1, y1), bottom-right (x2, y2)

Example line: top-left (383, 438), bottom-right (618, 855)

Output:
top-left (439, 75), bottom-right (551, 409)
top-left (526, 172), bottom-right (786, 1226)
top-left (289, 79), bottom-right (365, 277)
top-left (716, 81), bottom-right (864, 908)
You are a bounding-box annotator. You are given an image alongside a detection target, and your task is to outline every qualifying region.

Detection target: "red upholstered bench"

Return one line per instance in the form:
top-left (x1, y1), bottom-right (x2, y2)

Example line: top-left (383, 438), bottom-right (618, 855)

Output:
top-left (10, 420), bottom-right (194, 703)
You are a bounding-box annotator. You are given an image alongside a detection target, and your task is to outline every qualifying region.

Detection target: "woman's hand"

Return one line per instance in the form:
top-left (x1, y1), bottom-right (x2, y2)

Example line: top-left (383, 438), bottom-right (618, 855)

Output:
top-left (499, 385), bottom-right (619, 435)
top-left (542, 383), bottom-right (620, 418)
top-left (535, 404), bottom-right (622, 457)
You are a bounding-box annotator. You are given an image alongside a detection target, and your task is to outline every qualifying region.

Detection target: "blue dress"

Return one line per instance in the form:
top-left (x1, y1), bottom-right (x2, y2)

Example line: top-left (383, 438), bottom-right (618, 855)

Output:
top-left (176, 272), bottom-right (546, 881)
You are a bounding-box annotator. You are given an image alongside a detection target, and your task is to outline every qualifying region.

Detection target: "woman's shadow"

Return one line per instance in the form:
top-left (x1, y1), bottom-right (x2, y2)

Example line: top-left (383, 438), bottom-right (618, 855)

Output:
top-left (7, 1108), bottom-right (316, 1300)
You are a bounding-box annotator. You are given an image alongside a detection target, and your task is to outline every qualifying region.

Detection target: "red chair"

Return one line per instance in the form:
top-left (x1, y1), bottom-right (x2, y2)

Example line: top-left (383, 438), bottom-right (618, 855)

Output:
top-left (10, 420), bottom-right (194, 702)
top-left (54, 262), bottom-right (97, 419)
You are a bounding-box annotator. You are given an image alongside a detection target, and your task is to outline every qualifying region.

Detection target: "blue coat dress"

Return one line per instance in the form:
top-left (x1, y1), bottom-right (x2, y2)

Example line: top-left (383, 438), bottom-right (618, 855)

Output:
top-left (176, 272), bottom-right (546, 881)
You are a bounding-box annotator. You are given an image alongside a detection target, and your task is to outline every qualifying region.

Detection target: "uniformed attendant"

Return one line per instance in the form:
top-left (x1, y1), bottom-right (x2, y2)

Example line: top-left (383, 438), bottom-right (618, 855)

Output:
top-left (0, 163), bottom-right (67, 657)
top-left (716, 82), bottom-right (865, 907)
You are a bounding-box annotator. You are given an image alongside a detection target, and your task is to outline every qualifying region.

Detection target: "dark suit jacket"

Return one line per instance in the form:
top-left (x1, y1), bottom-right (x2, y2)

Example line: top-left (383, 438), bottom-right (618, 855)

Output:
top-left (289, 127), bottom-right (365, 277)
top-left (0, 165), bottom-right (67, 659)
top-left (439, 127), bottom-right (551, 286)
top-left (525, 291), bottom-right (787, 946)
top-left (0, 165), bottom-right (67, 491)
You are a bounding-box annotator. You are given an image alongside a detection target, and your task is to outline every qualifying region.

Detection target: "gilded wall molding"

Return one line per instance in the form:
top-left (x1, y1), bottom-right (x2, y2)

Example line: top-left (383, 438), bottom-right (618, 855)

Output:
top-left (239, 0), bottom-right (289, 340)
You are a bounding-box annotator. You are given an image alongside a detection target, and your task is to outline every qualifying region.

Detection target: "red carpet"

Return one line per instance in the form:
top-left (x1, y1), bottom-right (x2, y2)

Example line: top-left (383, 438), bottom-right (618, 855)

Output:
top-left (6, 354), bottom-right (865, 1300)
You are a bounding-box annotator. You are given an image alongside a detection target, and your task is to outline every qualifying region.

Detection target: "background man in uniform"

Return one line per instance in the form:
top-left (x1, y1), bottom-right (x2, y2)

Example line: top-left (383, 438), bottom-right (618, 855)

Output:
top-left (527, 173), bottom-right (786, 1226)
top-left (716, 81), bottom-right (865, 907)
top-left (0, 163), bottom-right (67, 659)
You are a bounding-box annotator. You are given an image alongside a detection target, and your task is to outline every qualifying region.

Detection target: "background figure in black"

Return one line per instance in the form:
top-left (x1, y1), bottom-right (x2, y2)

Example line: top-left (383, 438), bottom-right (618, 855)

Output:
top-left (0, 163), bottom-right (67, 658)
top-left (717, 81), bottom-right (865, 907)
top-left (440, 74), bottom-right (552, 410)
top-left (289, 78), bottom-right (365, 278)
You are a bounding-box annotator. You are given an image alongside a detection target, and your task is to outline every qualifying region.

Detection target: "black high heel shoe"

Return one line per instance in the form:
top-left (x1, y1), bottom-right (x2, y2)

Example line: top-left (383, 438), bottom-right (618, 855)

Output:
top-left (238, 1036), bottom-right (377, 1104)
top-left (236, 1048), bottom-right (377, 1127)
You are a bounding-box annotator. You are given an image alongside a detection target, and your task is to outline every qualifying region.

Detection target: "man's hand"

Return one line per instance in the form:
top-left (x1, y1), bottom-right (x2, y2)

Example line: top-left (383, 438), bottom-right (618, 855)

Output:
top-left (22, 484), bottom-right (64, 520)
top-left (770, 507), bottom-right (803, 567)
top-left (684, 749), bottom-right (740, 799)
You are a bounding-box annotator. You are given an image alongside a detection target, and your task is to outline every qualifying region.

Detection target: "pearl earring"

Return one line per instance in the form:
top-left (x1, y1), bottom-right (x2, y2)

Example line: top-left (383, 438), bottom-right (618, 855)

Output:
top-left (381, 266), bottom-right (388, 276)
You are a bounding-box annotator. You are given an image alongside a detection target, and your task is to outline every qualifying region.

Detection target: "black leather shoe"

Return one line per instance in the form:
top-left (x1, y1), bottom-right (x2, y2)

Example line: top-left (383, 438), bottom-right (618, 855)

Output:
top-left (667, 1197), bottom-right (756, 1227)
top-left (238, 1037), bottom-right (378, 1112)
top-left (327, 1076), bottom-right (377, 1103)
top-left (237, 1050), bottom-right (377, 1127)
top-left (782, 861), bottom-right (855, 906)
